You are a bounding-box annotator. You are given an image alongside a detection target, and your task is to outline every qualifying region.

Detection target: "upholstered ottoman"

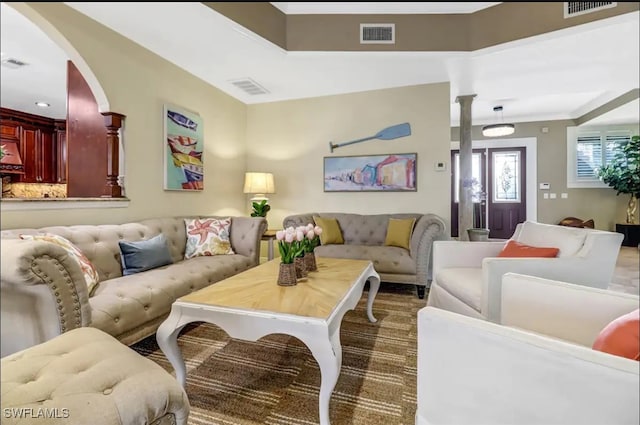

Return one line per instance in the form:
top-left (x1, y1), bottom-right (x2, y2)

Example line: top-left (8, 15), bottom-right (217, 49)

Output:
top-left (1, 327), bottom-right (189, 425)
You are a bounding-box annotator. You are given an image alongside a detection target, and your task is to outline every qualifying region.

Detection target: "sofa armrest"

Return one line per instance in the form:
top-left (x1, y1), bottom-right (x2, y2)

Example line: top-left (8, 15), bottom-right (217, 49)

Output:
top-left (417, 307), bottom-right (639, 425)
top-left (229, 217), bottom-right (267, 266)
top-left (433, 240), bottom-right (506, 274)
top-left (501, 273), bottom-right (640, 347)
top-left (1, 239), bottom-right (92, 355)
top-left (481, 256), bottom-right (610, 322)
top-left (411, 214), bottom-right (447, 284)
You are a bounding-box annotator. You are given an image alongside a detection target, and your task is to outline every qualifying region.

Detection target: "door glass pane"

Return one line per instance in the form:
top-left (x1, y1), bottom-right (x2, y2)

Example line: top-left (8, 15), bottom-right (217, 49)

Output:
top-left (453, 153), bottom-right (482, 203)
top-left (493, 151), bottom-right (520, 203)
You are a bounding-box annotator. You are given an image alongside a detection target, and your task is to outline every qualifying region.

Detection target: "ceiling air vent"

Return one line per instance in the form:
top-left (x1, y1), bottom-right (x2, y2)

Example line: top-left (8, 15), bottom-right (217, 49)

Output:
top-left (564, 2), bottom-right (616, 18)
top-left (1, 58), bottom-right (28, 69)
top-left (360, 24), bottom-right (395, 45)
top-left (230, 78), bottom-right (269, 96)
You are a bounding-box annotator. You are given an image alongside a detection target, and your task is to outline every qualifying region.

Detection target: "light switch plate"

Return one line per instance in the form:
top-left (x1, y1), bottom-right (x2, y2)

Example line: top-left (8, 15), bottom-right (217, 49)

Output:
top-left (550, 193), bottom-right (557, 199)
top-left (543, 193), bottom-right (549, 199)
top-left (561, 193), bottom-right (568, 199)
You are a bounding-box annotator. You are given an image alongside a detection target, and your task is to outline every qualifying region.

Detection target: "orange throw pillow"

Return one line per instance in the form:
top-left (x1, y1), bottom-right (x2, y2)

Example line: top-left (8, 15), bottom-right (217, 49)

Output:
top-left (592, 309), bottom-right (640, 361)
top-left (498, 240), bottom-right (560, 258)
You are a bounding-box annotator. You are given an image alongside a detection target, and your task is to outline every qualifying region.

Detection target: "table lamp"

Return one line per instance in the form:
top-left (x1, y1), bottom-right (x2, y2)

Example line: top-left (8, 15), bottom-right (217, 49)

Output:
top-left (243, 172), bottom-right (275, 202)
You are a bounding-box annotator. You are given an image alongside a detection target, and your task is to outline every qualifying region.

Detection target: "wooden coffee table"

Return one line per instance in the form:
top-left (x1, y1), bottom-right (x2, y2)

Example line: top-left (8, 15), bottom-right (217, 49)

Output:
top-left (156, 257), bottom-right (380, 425)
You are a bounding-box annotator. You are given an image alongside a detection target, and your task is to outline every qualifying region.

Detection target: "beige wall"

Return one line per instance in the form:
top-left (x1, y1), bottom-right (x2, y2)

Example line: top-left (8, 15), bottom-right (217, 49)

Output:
top-left (1, 3), bottom-right (247, 230)
top-left (246, 83), bottom-right (452, 230)
top-left (451, 120), bottom-right (634, 231)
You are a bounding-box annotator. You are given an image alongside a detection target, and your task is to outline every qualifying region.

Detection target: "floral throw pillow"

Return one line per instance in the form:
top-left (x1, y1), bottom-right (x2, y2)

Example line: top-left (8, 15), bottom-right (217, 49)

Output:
top-left (184, 217), bottom-right (235, 259)
top-left (19, 233), bottom-right (100, 296)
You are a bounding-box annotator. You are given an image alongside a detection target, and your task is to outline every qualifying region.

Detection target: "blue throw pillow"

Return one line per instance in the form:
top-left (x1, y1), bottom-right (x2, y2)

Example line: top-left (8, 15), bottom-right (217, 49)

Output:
top-left (118, 234), bottom-right (173, 276)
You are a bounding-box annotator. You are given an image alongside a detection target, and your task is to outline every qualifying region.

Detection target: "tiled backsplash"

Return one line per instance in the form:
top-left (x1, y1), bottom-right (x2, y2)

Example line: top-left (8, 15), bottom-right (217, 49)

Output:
top-left (1, 180), bottom-right (67, 198)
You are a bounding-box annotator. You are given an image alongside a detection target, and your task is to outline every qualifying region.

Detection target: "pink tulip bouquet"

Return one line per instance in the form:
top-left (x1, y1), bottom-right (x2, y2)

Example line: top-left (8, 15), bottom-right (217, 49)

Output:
top-left (302, 223), bottom-right (323, 254)
top-left (276, 227), bottom-right (305, 264)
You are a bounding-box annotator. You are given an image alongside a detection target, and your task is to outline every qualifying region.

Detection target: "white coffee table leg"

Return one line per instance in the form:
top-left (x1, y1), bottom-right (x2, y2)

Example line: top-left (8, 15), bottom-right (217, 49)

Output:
top-left (366, 275), bottom-right (380, 323)
top-left (299, 328), bottom-right (341, 425)
top-left (157, 306), bottom-right (189, 387)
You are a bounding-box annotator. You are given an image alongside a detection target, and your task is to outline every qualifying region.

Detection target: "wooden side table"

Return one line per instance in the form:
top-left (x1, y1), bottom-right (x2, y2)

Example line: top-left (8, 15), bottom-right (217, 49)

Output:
top-left (261, 229), bottom-right (280, 261)
top-left (616, 223), bottom-right (640, 247)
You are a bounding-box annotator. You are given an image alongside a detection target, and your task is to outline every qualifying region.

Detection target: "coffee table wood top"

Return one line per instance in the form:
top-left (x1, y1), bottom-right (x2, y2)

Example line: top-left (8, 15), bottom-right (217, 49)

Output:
top-left (178, 257), bottom-right (371, 320)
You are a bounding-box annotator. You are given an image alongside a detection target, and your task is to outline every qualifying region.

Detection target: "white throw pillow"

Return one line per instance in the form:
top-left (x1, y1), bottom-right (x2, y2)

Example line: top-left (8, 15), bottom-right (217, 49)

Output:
top-left (515, 221), bottom-right (587, 258)
top-left (184, 217), bottom-right (235, 259)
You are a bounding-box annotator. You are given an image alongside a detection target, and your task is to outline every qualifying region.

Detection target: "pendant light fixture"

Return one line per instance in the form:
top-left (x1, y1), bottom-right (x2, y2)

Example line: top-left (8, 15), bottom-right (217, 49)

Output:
top-left (482, 105), bottom-right (515, 137)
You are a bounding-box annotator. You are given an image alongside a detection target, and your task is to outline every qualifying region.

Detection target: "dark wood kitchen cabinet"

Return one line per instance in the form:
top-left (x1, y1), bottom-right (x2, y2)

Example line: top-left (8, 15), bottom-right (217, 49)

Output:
top-left (55, 119), bottom-right (67, 183)
top-left (19, 126), bottom-right (55, 183)
top-left (0, 108), bottom-right (66, 184)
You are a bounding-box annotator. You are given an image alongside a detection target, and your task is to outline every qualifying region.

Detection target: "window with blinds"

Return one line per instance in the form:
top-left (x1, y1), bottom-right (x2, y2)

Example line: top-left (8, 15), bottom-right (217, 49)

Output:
top-left (567, 125), bottom-right (637, 188)
top-left (576, 134), bottom-right (602, 178)
top-left (576, 132), bottom-right (629, 178)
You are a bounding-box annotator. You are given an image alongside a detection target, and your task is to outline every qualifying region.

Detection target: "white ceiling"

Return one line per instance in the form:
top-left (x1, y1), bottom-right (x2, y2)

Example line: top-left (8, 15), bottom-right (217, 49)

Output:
top-left (1, 2), bottom-right (638, 127)
top-left (271, 2), bottom-right (501, 15)
top-left (0, 2), bottom-right (69, 119)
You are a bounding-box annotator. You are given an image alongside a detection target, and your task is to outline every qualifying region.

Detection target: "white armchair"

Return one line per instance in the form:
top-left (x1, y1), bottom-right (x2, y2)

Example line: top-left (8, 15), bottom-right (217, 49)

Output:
top-left (417, 273), bottom-right (640, 425)
top-left (426, 220), bottom-right (624, 322)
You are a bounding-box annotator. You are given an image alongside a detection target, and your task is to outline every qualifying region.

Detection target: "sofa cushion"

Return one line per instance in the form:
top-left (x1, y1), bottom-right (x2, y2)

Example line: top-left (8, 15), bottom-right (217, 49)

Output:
top-left (315, 244), bottom-right (415, 275)
top-left (384, 217), bottom-right (416, 250)
top-left (515, 221), bottom-right (587, 258)
top-left (313, 216), bottom-right (344, 245)
top-left (435, 267), bottom-right (483, 312)
top-left (592, 308), bottom-right (640, 361)
top-left (184, 217), bottom-right (234, 259)
top-left (119, 234), bottom-right (173, 276)
top-left (90, 255), bottom-right (253, 337)
top-left (498, 240), bottom-right (559, 258)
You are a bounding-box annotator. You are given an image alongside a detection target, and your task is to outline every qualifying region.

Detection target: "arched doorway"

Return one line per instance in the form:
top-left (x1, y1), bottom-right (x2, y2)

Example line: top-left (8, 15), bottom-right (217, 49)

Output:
top-left (1, 2), bottom-right (124, 199)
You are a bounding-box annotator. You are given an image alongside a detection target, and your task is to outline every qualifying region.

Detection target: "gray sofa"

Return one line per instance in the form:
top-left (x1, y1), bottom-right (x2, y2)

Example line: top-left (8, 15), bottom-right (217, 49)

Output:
top-left (0, 216), bottom-right (267, 357)
top-left (283, 212), bottom-right (447, 298)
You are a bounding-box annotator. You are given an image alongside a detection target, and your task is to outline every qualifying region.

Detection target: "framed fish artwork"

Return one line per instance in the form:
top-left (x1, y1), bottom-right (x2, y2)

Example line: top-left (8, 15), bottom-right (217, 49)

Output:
top-left (163, 104), bottom-right (204, 191)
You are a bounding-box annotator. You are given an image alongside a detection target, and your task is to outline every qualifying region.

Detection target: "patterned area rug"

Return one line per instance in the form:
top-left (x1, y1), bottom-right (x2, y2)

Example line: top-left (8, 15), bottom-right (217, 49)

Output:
top-left (131, 283), bottom-right (426, 425)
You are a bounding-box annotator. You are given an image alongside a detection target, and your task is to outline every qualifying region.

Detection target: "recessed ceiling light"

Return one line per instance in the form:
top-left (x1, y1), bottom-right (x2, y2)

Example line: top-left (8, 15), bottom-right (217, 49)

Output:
top-left (35, 101), bottom-right (50, 108)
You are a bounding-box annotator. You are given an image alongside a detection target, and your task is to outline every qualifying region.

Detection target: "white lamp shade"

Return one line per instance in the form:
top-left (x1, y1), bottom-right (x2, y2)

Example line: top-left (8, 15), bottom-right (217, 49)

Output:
top-left (243, 172), bottom-right (275, 195)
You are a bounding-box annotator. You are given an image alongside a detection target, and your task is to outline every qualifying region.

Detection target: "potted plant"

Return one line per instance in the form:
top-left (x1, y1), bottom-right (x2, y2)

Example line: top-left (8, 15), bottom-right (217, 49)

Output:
top-left (250, 199), bottom-right (271, 218)
top-left (596, 135), bottom-right (640, 224)
top-left (464, 178), bottom-right (490, 241)
top-left (301, 223), bottom-right (322, 272)
top-left (275, 227), bottom-right (306, 286)
top-left (251, 199), bottom-right (272, 228)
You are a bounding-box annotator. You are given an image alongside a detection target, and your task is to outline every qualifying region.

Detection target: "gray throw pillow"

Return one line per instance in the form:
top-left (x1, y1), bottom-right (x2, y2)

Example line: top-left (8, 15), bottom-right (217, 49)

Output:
top-left (118, 234), bottom-right (173, 276)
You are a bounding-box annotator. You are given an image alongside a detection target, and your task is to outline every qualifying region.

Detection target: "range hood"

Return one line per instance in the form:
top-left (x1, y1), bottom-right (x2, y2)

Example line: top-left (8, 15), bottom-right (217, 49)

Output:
top-left (0, 141), bottom-right (25, 174)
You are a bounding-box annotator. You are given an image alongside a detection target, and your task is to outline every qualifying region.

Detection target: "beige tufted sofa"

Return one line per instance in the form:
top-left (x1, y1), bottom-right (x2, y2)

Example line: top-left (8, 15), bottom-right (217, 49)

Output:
top-left (283, 212), bottom-right (447, 298)
top-left (0, 216), bottom-right (267, 357)
top-left (1, 326), bottom-right (190, 425)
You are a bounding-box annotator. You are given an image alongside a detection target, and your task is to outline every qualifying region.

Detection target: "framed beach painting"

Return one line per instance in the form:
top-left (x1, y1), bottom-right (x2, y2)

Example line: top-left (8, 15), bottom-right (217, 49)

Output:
top-left (324, 153), bottom-right (417, 192)
top-left (163, 104), bottom-right (204, 191)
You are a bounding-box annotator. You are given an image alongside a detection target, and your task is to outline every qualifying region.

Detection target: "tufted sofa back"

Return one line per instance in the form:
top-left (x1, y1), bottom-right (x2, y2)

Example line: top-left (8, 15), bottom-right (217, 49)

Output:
top-left (283, 212), bottom-right (426, 246)
top-left (0, 216), bottom-right (254, 283)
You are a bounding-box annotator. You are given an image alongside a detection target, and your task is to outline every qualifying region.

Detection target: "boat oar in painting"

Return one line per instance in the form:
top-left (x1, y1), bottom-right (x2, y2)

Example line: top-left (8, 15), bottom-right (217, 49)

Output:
top-left (329, 123), bottom-right (412, 152)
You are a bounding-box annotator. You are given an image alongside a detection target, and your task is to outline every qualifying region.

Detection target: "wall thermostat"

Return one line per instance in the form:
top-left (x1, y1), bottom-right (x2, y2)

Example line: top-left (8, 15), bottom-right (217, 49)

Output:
top-left (435, 161), bottom-right (447, 171)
